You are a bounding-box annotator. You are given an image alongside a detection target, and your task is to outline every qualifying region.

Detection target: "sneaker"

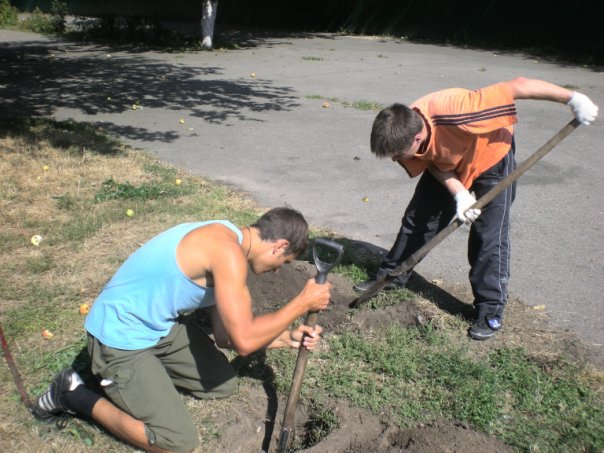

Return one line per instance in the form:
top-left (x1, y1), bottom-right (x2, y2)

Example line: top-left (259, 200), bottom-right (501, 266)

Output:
top-left (353, 279), bottom-right (404, 292)
top-left (32, 368), bottom-right (83, 421)
top-left (468, 318), bottom-right (497, 341)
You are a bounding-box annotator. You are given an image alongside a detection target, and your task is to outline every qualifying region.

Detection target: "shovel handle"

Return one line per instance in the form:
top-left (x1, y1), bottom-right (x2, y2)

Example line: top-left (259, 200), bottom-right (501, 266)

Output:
top-left (350, 118), bottom-right (581, 308)
top-left (276, 238), bottom-right (343, 453)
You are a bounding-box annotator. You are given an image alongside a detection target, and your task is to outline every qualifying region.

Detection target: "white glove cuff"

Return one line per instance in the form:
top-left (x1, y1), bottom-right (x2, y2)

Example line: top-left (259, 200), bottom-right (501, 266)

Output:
top-left (454, 190), bottom-right (471, 203)
top-left (566, 91), bottom-right (585, 108)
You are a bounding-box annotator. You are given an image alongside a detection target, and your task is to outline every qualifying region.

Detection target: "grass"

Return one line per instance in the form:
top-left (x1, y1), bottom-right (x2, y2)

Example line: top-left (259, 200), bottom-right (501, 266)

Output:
top-left (1, 118), bottom-right (603, 453)
top-left (305, 95), bottom-right (383, 112)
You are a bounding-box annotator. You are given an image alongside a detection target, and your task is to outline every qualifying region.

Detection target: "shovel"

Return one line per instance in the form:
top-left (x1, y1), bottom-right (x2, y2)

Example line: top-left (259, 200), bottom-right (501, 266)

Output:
top-left (350, 118), bottom-right (581, 308)
top-left (276, 238), bottom-right (344, 453)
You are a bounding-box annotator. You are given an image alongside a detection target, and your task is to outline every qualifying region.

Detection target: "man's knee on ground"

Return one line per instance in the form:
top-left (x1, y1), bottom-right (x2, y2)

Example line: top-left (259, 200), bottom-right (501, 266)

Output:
top-left (147, 421), bottom-right (199, 453)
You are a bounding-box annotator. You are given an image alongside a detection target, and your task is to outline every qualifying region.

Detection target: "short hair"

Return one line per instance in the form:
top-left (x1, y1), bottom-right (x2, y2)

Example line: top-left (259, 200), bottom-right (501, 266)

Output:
top-left (251, 207), bottom-right (309, 256)
top-left (370, 103), bottom-right (423, 158)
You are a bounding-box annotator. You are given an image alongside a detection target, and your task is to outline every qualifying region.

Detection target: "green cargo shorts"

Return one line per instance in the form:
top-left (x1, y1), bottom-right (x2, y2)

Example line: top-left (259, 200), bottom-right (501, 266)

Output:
top-left (87, 316), bottom-right (237, 452)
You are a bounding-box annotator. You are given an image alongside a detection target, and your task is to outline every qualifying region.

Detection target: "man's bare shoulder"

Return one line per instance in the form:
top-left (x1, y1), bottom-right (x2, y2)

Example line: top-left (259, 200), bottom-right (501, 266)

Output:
top-left (177, 222), bottom-right (244, 281)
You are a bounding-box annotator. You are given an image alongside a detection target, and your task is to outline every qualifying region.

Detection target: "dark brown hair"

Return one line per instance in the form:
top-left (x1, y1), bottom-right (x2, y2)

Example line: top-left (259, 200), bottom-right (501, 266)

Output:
top-left (252, 207), bottom-right (309, 256)
top-left (370, 103), bottom-right (423, 157)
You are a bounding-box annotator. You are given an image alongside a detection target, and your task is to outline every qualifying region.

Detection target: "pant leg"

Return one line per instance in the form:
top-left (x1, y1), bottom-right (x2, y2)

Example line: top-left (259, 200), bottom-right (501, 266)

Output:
top-left (156, 317), bottom-right (237, 400)
top-left (87, 334), bottom-right (199, 452)
top-left (378, 171), bottom-right (456, 284)
top-left (468, 142), bottom-right (516, 321)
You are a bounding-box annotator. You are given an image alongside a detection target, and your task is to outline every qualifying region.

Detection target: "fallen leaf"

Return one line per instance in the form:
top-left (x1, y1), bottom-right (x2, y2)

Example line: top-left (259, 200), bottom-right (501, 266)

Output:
top-left (353, 156), bottom-right (360, 160)
top-left (179, 118), bottom-right (185, 124)
top-left (43, 165), bottom-right (49, 171)
top-left (362, 197), bottom-right (369, 202)
top-left (322, 101), bottom-right (330, 108)
top-left (42, 329), bottom-right (54, 339)
top-left (533, 304), bottom-right (546, 311)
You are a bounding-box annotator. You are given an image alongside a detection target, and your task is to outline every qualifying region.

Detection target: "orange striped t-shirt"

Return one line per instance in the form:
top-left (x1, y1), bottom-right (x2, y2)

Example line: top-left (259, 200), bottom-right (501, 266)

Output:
top-left (401, 82), bottom-right (517, 188)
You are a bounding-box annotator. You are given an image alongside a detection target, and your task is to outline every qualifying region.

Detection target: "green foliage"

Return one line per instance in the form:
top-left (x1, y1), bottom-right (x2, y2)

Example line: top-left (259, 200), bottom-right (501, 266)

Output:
top-left (49, 0), bottom-right (68, 33)
top-left (67, 15), bottom-right (206, 51)
top-left (15, 2), bottom-right (67, 34)
top-left (94, 177), bottom-right (188, 202)
top-left (20, 7), bottom-right (55, 34)
top-left (343, 100), bottom-right (384, 111)
top-left (0, 0), bottom-right (18, 27)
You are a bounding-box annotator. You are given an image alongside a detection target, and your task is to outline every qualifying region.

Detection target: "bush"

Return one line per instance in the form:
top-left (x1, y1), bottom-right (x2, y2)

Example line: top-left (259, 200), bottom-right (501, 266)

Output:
top-left (0, 0), bottom-right (18, 28)
top-left (18, 1), bottom-right (67, 34)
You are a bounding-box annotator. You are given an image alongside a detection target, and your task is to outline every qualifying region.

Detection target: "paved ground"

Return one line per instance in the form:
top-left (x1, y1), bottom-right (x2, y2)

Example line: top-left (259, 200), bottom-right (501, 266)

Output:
top-left (1, 27), bottom-right (603, 360)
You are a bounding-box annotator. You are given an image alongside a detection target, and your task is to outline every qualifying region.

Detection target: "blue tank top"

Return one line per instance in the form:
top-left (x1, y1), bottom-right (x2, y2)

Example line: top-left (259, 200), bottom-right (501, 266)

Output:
top-left (84, 221), bottom-right (242, 350)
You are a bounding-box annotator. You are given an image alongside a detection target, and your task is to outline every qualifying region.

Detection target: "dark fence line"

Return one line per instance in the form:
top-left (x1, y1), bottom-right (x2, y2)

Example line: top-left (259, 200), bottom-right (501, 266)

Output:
top-left (10, 0), bottom-right (602, 64)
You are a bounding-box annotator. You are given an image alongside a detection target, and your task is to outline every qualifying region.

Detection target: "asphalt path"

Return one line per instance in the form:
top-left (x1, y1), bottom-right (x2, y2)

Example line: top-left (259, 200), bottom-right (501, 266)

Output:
top-left (1, 28), bottom-right (602, 361)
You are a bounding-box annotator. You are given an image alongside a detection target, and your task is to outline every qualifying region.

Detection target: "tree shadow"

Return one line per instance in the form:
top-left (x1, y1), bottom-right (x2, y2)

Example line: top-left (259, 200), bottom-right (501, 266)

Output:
top-left (0, 36), bottom-right (300, 141)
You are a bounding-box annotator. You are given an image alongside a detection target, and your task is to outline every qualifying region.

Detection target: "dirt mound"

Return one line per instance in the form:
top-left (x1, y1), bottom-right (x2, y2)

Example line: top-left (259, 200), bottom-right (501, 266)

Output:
top-left (346, 420), bottom-right (516, 453)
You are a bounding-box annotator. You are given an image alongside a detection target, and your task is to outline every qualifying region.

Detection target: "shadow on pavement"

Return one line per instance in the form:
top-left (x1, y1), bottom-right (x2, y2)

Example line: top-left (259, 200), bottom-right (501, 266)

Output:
top-left (0, 36), bottom-right (300, 142)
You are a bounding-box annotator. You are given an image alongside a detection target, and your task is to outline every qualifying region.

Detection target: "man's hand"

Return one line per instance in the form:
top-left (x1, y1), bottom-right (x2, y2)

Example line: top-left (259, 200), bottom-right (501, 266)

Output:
top-left (298, 278), bottom-right (332, 312)
top-left (454, 190), bottom-right (481, 223)
top-left (290, 325), bottom-right (323, 351)
top-left (567, 92), bottom-right (599, 125)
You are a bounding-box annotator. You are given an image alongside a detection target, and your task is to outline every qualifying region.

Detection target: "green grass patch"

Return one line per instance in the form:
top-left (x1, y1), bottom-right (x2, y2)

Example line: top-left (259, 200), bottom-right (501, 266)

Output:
top-left (94, 177), bottom-right (188, 202)
top-left (342, 100), bottom-right (384, 111)
top-left (304, 95), bottom-right (383, 111)
top-left (0, 0), bottom-right (18, 27)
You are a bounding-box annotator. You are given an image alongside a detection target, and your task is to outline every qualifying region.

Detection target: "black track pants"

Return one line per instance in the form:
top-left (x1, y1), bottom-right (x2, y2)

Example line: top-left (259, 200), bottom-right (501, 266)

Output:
top-left (377, 144), bottom-right (516, 318)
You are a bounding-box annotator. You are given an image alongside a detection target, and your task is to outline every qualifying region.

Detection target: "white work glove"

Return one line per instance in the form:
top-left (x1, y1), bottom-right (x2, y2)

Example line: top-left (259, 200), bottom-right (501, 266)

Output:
top-left (454, 190), bottom-right (481, 224)
top-left (567, 92), bottom-right (599, 125)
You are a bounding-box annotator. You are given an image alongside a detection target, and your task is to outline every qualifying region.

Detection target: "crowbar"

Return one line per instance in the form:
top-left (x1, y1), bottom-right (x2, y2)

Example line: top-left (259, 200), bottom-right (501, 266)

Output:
top-left (0, 321), bottom-right (33, 411)
top-left (350, 118), bottom-right (581, 309)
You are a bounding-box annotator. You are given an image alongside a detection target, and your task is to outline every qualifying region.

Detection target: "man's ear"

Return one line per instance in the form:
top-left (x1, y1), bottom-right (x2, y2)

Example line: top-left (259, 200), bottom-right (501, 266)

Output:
top-left (410, 131), bottom-right (425, 157)
top-left (273, 239), bottom-right (290, 254)
top-left (414, 132), bottom-right (423, 143)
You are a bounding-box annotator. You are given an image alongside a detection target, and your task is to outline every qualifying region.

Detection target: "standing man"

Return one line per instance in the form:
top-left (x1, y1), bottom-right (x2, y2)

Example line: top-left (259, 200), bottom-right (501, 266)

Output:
top-left (33, 207), bottom-right (332, 453)
top-left (354, 77), bottom-right (598, 341)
